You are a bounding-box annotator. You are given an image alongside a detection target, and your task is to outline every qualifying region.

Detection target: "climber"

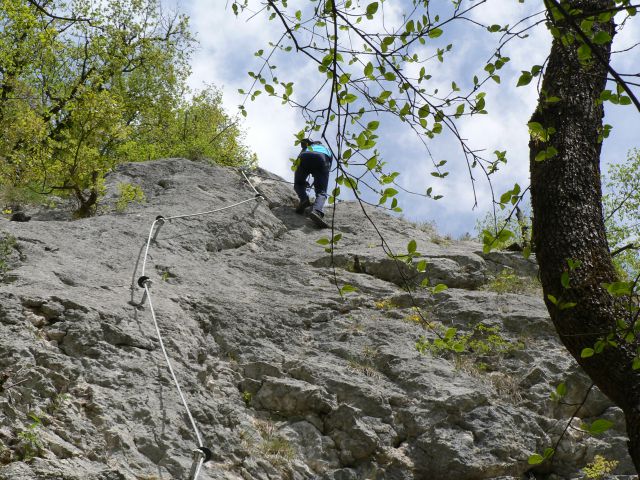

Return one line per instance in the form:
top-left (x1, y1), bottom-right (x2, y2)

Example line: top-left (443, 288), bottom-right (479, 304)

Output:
top-left (294, 138), bottom-right (332, 228)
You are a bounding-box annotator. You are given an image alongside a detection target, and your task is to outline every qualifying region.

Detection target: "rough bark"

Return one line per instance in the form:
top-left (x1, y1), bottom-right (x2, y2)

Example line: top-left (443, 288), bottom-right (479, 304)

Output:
top-left (530, 0), bottom-right (640, 470)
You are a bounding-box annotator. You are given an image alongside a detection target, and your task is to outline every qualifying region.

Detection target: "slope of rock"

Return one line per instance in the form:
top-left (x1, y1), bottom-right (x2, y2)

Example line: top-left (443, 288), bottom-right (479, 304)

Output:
top-left (0, 158), bottom-right (634, 479)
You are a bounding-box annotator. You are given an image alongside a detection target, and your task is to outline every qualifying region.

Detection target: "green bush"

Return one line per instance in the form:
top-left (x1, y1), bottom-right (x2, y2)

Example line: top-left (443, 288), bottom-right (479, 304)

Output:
top-left (486, 268), bottom-right (540, 295)
top-left (416, 323), bottom-right (524, 358)
top-left (0, 233), bottom-right (16, 275)
top-left (115, 183), bottom-right (145, 213)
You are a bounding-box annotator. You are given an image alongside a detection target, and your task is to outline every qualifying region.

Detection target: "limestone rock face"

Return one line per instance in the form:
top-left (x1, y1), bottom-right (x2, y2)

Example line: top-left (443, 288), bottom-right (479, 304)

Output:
top-left (0, 158), bottom-right (634, 479)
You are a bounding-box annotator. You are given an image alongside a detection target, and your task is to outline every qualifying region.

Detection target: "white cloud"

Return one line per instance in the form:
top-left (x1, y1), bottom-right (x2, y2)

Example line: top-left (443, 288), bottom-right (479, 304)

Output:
top-left (166, 0), bottom-right (640, 236)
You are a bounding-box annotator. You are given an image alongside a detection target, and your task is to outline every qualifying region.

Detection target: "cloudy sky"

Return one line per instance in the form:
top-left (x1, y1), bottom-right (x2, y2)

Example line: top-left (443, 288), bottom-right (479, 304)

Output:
top-left (164, 0), bottom-right (639, 237)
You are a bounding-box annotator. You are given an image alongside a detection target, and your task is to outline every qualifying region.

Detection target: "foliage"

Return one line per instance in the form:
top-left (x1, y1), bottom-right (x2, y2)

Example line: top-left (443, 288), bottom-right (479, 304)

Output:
top-left (404, 307), bottom-right (436, 328)
top-left (0, 233), bottom-right (16, 274)
top-left (254, 419), bottom-right (295, 466)
top-left (348, 345), bottom-right (380, 377)
top-left (374, 298), bottom-right (396, 310)
top-left (528, 447), bottom-right (555, 466)
top-left (582, 454), bottom-right (619, 479)
top-left (46, 393), bottom-right (70, 415)
top-left (603, 149), bottom-right (640, 277)
top-left (485, 268), bottom-right (540, 295)
top-left (481, 147), bottom-right (640, 278)
top-left (0, 185), bottom-right (52, 209)
top-left (0, 0), bottom-right (192, 216)
top-left (416, 323), bottom-right (524, 358)
top-left (0, 1), bottom-right (255, 217)
top-left (17, 412), bottom-right (43, 461)
top-left (581, 419), bottom-right (614, 436)
top-left (115, 183), bottom-right (145, 213)
top-left (476, 204), bottom-right (532, 252)
top-left (260, 435), bottom-right (294, 462)
top-left (242, 391), bottom-right (252, 407)
top-left (118, 86), bottom-right (257, 168)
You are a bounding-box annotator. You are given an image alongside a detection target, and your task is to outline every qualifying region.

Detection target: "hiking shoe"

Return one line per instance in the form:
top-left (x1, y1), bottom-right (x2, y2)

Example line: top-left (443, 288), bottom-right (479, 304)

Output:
top-left (295, 198), bottom-right (311, 214)
top-left (309, 210), bottom-right (329, 228)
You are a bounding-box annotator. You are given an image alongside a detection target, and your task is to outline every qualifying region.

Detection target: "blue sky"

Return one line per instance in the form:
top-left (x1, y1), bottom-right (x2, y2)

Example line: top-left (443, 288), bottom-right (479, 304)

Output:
top-left (164, 0), bottom-right (639, 237)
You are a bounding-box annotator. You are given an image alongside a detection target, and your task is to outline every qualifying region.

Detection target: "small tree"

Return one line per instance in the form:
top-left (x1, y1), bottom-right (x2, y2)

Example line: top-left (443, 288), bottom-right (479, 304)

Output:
top-left (119, 86), bottom-right (256, 168)
top-left (603, 148), bottom-right (640, 277)
top-left (0, 0), bottom-right (193, 216)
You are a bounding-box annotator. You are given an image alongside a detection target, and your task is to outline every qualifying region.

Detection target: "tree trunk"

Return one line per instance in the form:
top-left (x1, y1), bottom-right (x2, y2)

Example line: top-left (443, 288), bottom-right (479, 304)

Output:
top-left (530, 0), bottom-right (640, 470)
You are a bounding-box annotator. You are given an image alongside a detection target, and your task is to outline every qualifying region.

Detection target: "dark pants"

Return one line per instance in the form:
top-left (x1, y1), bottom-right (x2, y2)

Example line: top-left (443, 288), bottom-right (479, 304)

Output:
top-left (294, 151), bottom-right (332, 212)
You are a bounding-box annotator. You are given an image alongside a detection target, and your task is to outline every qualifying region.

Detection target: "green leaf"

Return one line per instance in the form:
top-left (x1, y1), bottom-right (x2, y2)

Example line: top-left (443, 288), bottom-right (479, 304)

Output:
top-left (545, 146), bottom-right (558, 159)
top-left (567, 258), bottom-right (582, 270)
top-left (561, 271), bottom-right (570, 289)
top-left (547, 294), bottom-right (558, 305)
top-left (366, 2), bottom-right (379, 17)
top-left (577, 43), bottom-right (592, 61)
top-left (528, 121), bottom-right (545, 137)
top-left (528, 454), bottom-right (544, 465)
top-left (586, 419), bottom-right (614, 435)
top-left (316, 238), bottom-right (330, 245)
top-left (341, 93), bottom-right (358, 104)
top-left (340, 284), bottom-right (357, 295)
top-left (364, 62), bottom-right (374, 77)
top-left (559, 301), bottom-right (577, 310)
top-left (432, 283), bottom-right (448, 294)
top-left (416, 260), bottom-right (427, 272)
top-left (517, 71), bottom-right (533, 87)
top-left (534, 150), bottom-right (548, 162)
top-left (428, 28), bottom-right (443, 39)
top-left (556, 382), bottom-right (567, 397)
top-left (602, 281), bottom-right (632, 296)
top-left (581, 347), bottom-right (595, 358)
top-left (418, 104), bottom-right (430, 118)
top-left (633, 357), bottom-right (640, 370)
top-left (368, 120), bottom-right (380, 131)
top-left (407, 239), bottom-right (417, 254)
top-left (593, 31), bottom-right (612, 45)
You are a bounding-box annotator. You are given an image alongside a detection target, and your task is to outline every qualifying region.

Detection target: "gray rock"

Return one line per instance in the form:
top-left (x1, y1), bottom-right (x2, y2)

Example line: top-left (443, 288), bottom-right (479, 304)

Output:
top-left (253, 376), bottom-right (337, 417)
top-left (0, 158), bottom-right (633, 479)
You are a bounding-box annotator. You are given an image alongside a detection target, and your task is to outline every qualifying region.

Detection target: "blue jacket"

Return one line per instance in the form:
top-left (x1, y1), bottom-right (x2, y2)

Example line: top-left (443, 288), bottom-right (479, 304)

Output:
top-left (306, 144), bottom-right (331, 157)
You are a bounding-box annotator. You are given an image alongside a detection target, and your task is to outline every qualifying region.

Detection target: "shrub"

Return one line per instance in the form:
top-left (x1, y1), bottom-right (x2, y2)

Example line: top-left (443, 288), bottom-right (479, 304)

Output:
top-left (416, 323), bottom-right (524, 358)
top-left (582, 454), bottom-right (618, 479)
top-left (115, 183), bottom-right (146, 212)
top-left (486, 268), bottom-right (540, 295)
